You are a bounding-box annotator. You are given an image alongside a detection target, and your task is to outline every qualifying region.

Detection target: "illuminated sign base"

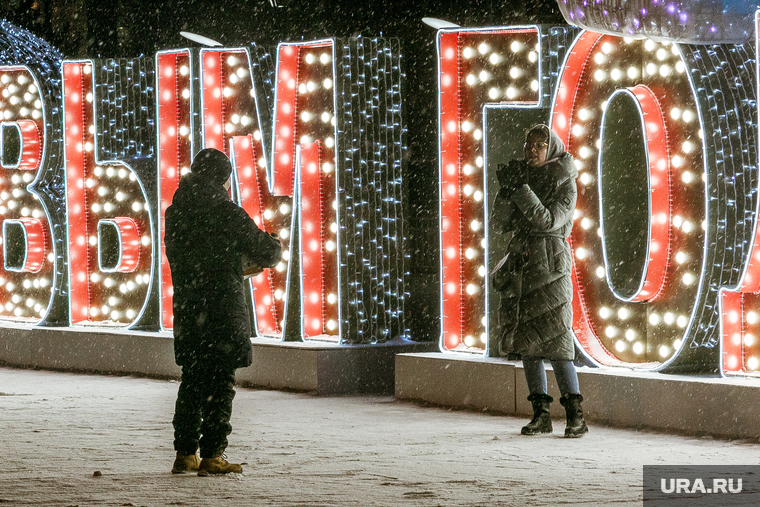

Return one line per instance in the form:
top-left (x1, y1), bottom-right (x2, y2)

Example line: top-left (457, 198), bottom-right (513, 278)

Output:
top-left (396, 352), bottom-right (760, 439)
top-left (0, 325), bottom-right (436, 394)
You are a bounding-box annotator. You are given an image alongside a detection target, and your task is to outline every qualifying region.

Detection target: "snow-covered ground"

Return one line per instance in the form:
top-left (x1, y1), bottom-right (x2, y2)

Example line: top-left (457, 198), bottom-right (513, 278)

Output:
top-left (1, 366), bottom-right (759, 506)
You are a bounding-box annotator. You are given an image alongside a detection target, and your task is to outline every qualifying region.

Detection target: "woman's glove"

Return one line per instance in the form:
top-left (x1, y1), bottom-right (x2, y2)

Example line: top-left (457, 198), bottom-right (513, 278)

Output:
top-left (496, 160), bottom-right (527, 193)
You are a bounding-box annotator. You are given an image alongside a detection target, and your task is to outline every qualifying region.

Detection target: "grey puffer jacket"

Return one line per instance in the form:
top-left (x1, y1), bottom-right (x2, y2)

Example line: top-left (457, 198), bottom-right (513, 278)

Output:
top-left (492, 130), bottom-right (578, 360)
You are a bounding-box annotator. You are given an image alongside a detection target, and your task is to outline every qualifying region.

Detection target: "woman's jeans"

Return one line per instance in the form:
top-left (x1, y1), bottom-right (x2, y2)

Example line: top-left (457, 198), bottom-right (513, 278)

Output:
top-left (522, 356), bottom-right (580, 397)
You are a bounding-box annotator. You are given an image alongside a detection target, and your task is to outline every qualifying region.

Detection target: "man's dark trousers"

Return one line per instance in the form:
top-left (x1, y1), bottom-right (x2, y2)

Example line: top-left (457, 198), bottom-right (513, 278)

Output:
top-left (173, 361), bottom-right (237, 458)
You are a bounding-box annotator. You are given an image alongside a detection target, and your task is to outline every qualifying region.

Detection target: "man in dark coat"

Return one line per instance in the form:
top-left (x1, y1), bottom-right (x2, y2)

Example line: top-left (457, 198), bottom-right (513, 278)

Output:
top-left (166, 148), bottom-right (282, 475)
top-left (492, 125), bottom-right (588, 438)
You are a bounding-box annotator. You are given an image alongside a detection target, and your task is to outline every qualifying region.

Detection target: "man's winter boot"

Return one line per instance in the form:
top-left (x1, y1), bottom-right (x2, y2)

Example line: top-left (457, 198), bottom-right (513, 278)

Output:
top-left (560, 393), bottom-right (589, 438)
top-left (171, 452), bottom-right (200, 474)
top-left (197, 454), bottom-right (243, 476)
top-left (520, 393), bottom-right (553, 435)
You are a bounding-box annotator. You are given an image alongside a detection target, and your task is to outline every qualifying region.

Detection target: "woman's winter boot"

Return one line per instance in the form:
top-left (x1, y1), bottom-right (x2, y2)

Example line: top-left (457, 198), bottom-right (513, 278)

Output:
top-left (559, 393), bottom-right (589, 438)
top-left (520, 393), bottom-right (553, 435)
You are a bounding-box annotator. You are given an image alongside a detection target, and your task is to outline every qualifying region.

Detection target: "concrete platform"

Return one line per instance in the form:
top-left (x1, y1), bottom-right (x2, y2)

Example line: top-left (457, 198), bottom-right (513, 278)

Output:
top-left (240, 337), bottom-right (437, 394)
top-left (0, 323), bottom-right (435, 395)
top-left (395, 352), bottom-right (760, 440)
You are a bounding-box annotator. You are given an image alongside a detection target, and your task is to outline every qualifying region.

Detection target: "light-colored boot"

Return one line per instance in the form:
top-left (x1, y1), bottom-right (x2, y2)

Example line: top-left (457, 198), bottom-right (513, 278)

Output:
top-left (171, 452), bottom-right (200, 474)
top-left (197, 454), bottom-right (243, 476)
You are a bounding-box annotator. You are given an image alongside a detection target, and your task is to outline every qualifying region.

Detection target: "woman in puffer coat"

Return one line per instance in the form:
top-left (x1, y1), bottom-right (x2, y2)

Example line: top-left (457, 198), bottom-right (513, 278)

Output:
top-left (491, 124), bottom-right (588, 438)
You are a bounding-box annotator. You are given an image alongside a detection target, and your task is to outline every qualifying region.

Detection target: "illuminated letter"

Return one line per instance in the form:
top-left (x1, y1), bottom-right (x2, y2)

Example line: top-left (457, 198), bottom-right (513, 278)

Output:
top-left (159, 39), bottom-right (407, 343)
top-left (271, 41), bottom-right (339, 339)
top-left (552, 30), bottom-right (755, 370)
top-left (156, 49), bottom-right (193, 330)
top-left (551, 33), bottom-right (703, 365)
top-left (437, 27), bottom-right (541, 352)
top-left (0, 66), bottom-right (56, 322)
top-left (199, 47), bottom-right (298, 338)
top-left (720, 11), bottom-right (760, 375)
top-left (63, 61), bottom-right (153, 326)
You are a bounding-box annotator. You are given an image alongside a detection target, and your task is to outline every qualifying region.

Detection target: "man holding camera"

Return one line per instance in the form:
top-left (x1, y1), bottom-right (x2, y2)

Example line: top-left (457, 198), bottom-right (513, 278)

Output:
top-left (165, 148), bottom-right (282, 475)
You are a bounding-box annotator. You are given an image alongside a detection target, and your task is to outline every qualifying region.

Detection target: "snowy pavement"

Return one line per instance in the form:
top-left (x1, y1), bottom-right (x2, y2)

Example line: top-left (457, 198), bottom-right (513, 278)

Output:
top-left (1, 367), bottom-right (759, 506)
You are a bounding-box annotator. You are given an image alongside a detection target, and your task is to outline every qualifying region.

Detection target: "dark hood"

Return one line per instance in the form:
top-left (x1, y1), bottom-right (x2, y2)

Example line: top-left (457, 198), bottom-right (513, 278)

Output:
top-left (171, 172), bottom-right (230, 210)
top-left (191, 147), bottom-right (233, 185)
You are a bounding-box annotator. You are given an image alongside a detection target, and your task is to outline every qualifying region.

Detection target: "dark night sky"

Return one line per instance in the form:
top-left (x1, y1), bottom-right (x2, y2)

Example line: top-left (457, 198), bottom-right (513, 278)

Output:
top-left (1, 0), bottom-right (567, 341)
